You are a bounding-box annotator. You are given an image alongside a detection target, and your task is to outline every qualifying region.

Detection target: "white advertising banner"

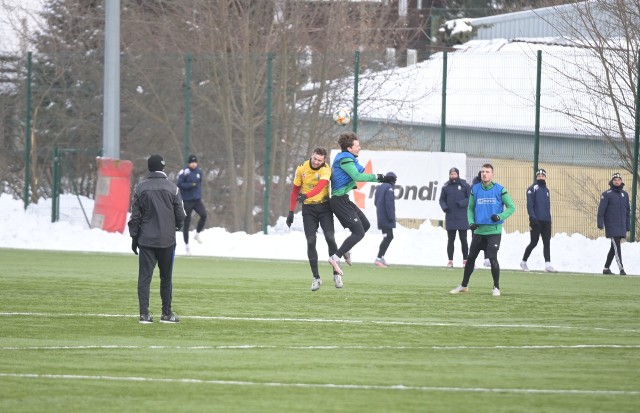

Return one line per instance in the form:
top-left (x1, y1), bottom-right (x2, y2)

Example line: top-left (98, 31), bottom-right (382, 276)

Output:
top-left (329, 150), bottom-right (467, 220)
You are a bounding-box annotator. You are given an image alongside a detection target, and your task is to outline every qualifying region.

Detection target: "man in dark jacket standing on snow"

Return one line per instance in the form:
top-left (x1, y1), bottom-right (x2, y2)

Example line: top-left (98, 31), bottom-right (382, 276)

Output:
top-left (439, 167), bottom-right (471, 268)
top-left (374, 172), bottom-right (397, 267)
top-left (520, 169), bottom-right (557, 273)
top-left (129, 155), bottom-right (186, 324)
top-left (177, 154), bottom-right (207, 255)
top-left (597, 172), bottom-right (630, 275)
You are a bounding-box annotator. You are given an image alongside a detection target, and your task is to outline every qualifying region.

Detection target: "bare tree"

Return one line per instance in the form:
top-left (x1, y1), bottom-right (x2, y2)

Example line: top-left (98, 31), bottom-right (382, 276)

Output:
top-left (119, 0), bottom-right (417, 232)
top-left (11, 0), bottom-right (421, 232)
top-left (542, 0), bottom-right (639, 171)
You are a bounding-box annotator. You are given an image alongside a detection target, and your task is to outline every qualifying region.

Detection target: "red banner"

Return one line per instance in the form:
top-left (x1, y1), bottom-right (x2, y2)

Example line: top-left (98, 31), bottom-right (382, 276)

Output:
top-left (91, 158), bottom-right (134, 233)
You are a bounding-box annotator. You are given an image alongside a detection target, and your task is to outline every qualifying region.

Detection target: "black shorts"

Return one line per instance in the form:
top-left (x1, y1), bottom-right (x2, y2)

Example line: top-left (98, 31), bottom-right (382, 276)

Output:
top-left (470, 233), bottom-right (502, 260)
top-left (330, 194), bottom-right (366, 229)
top-left (302, 201), bottom-right (334, 238)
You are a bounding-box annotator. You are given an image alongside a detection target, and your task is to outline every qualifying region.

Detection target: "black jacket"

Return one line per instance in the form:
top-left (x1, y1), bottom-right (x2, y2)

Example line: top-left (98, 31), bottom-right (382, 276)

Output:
top-left (526, 180), bottom-right (551, 222)
top-left (128, 171), bottom-right (186, 248)
top-left (177, 166), bottom-right (203, 201)
top-left (597, 181), bottom-right (630, 238)
top-left (439, 178), bottom-right (471, 230)
top-left (375, 182), bottom-right (396, 230)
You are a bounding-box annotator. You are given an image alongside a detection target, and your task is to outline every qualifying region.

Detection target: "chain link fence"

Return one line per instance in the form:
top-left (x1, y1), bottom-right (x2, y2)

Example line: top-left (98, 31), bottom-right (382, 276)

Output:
top-left (1, 47), bottom-right (637, 238)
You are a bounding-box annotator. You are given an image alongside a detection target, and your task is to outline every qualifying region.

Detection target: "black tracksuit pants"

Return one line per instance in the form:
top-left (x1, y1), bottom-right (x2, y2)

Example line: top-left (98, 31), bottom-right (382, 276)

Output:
top-left (302, 202), bottom-right (337, 278)
top-left (138, 245), bottom-right (176, 316)
top-left (183, 199), bottom-right (207, 244)
top-left (522, 220), bottom-right (552, 262)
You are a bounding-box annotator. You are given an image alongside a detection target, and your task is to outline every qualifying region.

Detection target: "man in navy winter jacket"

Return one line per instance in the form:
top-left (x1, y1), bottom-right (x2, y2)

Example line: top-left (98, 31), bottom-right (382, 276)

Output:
top-left (597, 172), bottom-right (630, 275)
top-left (520, 169), bottom-right (557, 272)
top-left (374, 172), bottom-right (397, 267)
top-left (439, 167), bottom-right (470, 268)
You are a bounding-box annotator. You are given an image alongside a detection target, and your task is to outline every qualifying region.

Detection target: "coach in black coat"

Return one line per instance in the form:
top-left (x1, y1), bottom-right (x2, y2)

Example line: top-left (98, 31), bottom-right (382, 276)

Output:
top-left (439, 167), bottom-right (471, 266)
top-left (128, 155), bottom-right (186, 322)
top-left (597, 173), bottom-right (630, 275)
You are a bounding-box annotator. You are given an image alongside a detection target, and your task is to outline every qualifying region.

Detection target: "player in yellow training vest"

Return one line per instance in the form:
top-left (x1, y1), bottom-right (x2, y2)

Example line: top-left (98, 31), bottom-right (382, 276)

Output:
top-left (286, 147), bottom-right (341, 291)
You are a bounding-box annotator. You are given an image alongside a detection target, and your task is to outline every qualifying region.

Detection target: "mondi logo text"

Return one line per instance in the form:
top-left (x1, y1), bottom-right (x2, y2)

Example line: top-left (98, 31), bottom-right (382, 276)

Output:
top-left (352, 159), bottom-right (439, 208)
top-left (368, 182), bottom-right (439, 201)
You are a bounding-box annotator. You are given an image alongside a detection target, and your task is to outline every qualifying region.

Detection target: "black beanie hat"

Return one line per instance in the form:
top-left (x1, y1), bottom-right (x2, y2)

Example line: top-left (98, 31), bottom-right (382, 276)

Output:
top-left (148, 154), bottom-right (165, 172)
top-left (612, 172), bottom-right (622, 180)
top-left (188, 154), bottom-right (198, 163)
top-left (536, 168), bottom-right (546, 177)
top-left (385, 172), bottom-right (397, 183)
top-left (449, 167), bottom-right (460, 175)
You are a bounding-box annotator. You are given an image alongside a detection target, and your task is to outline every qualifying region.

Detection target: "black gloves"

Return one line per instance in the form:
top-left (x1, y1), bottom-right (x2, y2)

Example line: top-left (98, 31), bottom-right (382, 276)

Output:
top-left (469, 223), bottom-right (478, 231)
top-left (491, 214), bottom-right (501, 222)
top-left (443, 208), bottom-right (449, 214)
top-left (376, 174), bottom-right (385, 183)
top-left (597, 224), bottom-right (604, 230)
top-left (131, 237), bottom-right (139, 255)
top-left (296, 193), bottom-right (307, 204)
top-left (286, 211), bottom-right (294, 228)
top-left (529, 218), bottom-right (539, 229)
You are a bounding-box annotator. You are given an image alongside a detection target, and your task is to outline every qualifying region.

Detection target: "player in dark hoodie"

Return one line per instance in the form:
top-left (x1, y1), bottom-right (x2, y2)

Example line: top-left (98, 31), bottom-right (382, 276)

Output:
top-left (597, 172), bottom-right (630, 275)
top-left (520, 169), bottom-right (557, 273)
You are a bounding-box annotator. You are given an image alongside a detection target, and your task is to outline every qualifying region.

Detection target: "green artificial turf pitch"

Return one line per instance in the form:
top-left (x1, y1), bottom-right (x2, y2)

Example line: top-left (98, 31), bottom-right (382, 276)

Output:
top-left (0, 249), bottom-right (638, 412)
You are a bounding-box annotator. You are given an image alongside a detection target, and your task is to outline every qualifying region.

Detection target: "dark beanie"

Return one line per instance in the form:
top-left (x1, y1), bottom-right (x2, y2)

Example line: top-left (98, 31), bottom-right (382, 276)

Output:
top-left (612, 172), bottom-right (622, 180)
top-left (188, 154), bottom-right (198, 163)
top-left (148, 154), bottom-right (165, 172)
top-left (449, 167), bottom-right (460, 175)
top-left (536, 168), bottom-right (547, 177)
top-left (385, 171), bottom-right (397, 182)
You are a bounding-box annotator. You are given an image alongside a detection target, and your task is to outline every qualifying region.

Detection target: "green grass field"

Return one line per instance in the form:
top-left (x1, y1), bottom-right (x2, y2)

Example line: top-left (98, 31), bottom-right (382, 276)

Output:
top-left (0, 248), bottom-right (638, 412)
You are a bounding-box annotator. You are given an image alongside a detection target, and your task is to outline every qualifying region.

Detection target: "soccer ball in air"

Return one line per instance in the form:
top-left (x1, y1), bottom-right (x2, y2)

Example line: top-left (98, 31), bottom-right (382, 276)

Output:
top-left (333, 108), bottom-right (351, 126)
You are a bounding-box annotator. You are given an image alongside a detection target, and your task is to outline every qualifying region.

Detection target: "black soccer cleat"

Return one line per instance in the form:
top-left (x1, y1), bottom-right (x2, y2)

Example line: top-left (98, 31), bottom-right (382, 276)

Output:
top-left (160, 312), bottom-right (180, 323)
top-left (139, 313), bottom-right (153, 324)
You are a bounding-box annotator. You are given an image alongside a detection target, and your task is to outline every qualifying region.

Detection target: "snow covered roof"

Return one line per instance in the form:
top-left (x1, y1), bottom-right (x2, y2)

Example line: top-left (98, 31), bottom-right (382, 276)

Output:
top-left (342, 38), bottom-right (632, 138)
top-left (456, 1), bottom-right (627, 41)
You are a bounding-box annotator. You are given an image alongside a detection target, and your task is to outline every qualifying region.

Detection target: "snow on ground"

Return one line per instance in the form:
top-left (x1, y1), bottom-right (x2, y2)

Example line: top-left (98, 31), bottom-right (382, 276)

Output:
top-left (1, 193), bottom-right (636, 276)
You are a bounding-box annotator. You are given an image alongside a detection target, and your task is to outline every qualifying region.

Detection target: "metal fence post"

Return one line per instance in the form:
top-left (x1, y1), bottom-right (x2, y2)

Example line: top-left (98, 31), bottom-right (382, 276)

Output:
top-left (52, 147), bottom-right (60, 223)
top-left (263, 52), bottom-right (274, 234)
top-left (533, 50), bottom-right (542, 175)
top-left (352, 50), bottom-right (360, 133)
top-left (23, 51), bottom-right (32, 210)
top-left (630, 55), bottom-right (640, 242)
top-left (183, 53), bottom-right (192, 165)
top-left (440, 50), bottom-right (447, 152)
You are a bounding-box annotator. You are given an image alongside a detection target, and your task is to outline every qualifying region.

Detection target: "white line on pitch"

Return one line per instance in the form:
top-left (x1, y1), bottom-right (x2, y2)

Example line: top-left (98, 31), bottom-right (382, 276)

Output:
top-left (1, 344), bottom-right (638, 351)
top-left (1, 312), bottom-right (639, 333)
top-left (0, 373), bottom-right (638, 396)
